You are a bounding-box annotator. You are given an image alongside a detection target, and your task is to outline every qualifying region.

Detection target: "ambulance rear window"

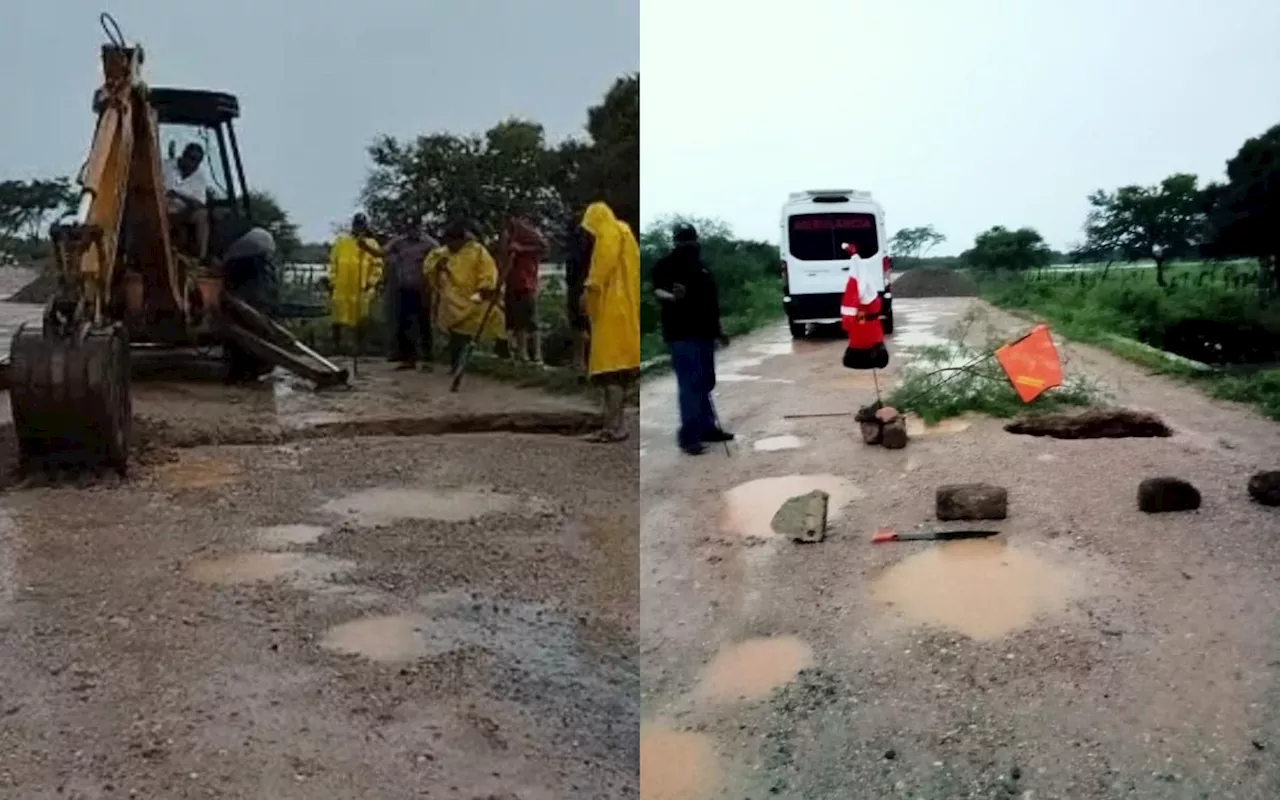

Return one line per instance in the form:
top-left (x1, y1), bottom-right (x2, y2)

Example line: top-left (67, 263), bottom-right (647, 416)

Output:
top-left (787, 213), bottom-right (879, 261)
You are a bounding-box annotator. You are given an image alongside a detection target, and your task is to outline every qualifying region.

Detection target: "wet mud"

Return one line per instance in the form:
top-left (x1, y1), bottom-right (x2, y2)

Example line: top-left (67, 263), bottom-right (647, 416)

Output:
top-left (694, 635), bottom-right (814, 703)
top-left (640, 722), bottom-right (721, 800)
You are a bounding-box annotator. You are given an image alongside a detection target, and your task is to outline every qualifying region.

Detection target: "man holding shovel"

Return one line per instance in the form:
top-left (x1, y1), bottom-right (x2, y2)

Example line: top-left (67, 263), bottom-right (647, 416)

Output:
top-left (425, 219), bottom-right (504, 374)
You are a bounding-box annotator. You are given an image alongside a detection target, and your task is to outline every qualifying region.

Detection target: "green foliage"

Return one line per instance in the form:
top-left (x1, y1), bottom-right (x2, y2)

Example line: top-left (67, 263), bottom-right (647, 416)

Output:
top-left (1081, 173), bottom-right (1204, 286)
top-left (0, 177), bottom-right (76, 241)
top-left (977, 264), bottom-right (1280, 420)
top-left (1202, 123), bottom-right (1280, 295)
top-left (962, 226), bottom-right (1052, 272)
top-left (886, 315), bottom-right (1099, 424)
top-left (889, 225), bottom-right (946, 267)
top-left (246, 190), bottom-right (302, 263)
top-left (359, 75), bottom-right (638, 250)
top-left (639, 215), bottom-right (782, 360)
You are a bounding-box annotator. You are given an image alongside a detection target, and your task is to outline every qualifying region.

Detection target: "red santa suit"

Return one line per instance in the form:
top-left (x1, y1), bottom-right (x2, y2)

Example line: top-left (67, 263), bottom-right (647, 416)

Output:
top-left (840, 252), bottom-right (889, 370)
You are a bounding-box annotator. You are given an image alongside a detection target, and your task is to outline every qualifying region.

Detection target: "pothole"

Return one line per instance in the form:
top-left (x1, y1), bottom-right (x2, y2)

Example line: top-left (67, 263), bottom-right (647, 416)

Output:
top-left (694, 635), bottom-right (814, 702)
top-left (254, 524), bottom-right (327, 550)
top-left (321, 613), bottom-right (432, 663)
top-left (1005, 408), bottom-right (1171, 439)
top-left (640, 722), bottom-right (721, 800)
top-left (752, 435), bottom-right (805, 452)
top-left (871, 538), bottom-right (1078, 640)
top-left (321, 487), bottom-right (529, 526)
top-left (155, 454), bottom-right (243, 490)
top-left (186, 552), bottom-right (353, 586)
top-left (722, 475), bottom-right (860, 538)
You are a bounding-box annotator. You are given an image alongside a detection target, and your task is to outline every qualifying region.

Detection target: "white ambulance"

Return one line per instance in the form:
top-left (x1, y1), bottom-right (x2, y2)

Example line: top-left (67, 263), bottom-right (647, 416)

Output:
top-left (779, 189), bottom-right (893, 338)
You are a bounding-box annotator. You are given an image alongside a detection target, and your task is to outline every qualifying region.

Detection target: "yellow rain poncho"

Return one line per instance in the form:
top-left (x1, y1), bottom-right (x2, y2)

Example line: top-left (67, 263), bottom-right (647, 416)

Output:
top-left (425, 240), bottom-right (506, 340)
top-left (328, 234), bottom-right (383, 327)
top-left (580, 202), bottom-right (641, 377)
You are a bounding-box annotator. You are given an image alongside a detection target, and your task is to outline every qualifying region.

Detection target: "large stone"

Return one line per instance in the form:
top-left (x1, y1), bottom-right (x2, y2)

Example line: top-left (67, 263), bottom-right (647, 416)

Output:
top-left (875, 406), bottom-right (901, 425)
top-left (1247, 471), bottom-right (1280, 507)
top-left (859, 421), bottom-right (883, 445)
top-left (936, 483), bottom-right (1008, 521)
top-left (1137, 476), bottom-right (1201, 513)
top-left (772, 490), bottom-right (829, 543)
top-left (881, 418), bottom-right (909, 450)
top-left (1004, 408), bottom-right (1171, 439)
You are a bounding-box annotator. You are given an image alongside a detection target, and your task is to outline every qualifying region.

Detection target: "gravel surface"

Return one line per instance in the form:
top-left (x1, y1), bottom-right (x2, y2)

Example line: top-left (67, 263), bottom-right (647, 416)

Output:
top-left (890, 267), bottom-right (980, 298)
top-left (0, 367), bottom-right (638, 798)
top-left (640, 298), bottom-right (1280, 799)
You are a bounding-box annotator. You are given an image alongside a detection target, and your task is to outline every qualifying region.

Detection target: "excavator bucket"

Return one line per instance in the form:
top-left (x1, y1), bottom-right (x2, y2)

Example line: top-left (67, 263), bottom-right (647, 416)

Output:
top-left (9, 323), bottom-right (132, 473)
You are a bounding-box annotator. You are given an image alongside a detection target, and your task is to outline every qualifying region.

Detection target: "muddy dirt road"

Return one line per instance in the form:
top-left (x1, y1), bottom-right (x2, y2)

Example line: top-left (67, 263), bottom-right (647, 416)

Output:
top-left (0, 359), bottom-right (639, 799)
top-left (640, 298), bottom-right (1280, 799)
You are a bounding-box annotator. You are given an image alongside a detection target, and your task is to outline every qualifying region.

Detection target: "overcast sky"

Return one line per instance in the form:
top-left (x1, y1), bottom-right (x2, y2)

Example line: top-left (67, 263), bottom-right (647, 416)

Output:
top-left (1, 0), bottom-right (638, 242)
top-left (640, 0), bottom-right (1280, 253)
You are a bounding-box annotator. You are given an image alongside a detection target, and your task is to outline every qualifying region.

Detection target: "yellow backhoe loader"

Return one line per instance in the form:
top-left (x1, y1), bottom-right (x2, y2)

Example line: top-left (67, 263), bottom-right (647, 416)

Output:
top-left (7, 14), bottom-right (348, 474)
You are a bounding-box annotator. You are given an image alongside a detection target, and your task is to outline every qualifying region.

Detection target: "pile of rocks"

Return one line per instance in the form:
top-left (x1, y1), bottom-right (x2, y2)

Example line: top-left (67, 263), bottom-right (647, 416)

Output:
top-left (855, 402), bottom-right (908, 449)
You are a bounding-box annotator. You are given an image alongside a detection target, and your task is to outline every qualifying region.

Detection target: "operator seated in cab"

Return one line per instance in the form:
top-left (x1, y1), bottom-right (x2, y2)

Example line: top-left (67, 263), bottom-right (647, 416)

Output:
top-left (163, 142), bottom-right (211, 264)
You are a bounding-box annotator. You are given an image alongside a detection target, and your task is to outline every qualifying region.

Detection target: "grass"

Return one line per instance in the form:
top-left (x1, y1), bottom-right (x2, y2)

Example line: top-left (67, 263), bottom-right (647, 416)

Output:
top-left (975, 261), bottom-right (1280, 420)
top-left (886, 311), bottom-right (1102, 424)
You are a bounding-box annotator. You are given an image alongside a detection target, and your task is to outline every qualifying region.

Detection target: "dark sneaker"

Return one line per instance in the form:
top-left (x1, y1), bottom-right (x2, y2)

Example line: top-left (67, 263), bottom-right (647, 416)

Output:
top-left (680, 443), bottom-right (706, 456)
top-left (703, 429), bottom-right (735, 443)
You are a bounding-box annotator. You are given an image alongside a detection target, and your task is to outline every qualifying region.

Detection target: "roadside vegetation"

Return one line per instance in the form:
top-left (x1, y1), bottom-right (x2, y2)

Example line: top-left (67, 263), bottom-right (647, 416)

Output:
top-left (640, 216), bottom-right (781, 362)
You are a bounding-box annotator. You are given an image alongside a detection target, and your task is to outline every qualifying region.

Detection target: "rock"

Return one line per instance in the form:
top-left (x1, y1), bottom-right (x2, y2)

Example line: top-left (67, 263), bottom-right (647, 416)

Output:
top-left (937, 483), bottom-right (1008, 521)
top-left (859, 421), bottom-right (882, 445)
top-left (1247, 471), bottom-right (1280, 506)
top-left (1004, 408), bottom-right (1171, 439)
top-left (854, 402), bottom-right (882, 424)
top-left (1137, 477), bottom-right (1201, 513)
top-left (771, 490), bottom-right (829, 542)
top-left (875, 406), bottom-right (900, 424)
top-left (881, 418), bottom-right (909, 450)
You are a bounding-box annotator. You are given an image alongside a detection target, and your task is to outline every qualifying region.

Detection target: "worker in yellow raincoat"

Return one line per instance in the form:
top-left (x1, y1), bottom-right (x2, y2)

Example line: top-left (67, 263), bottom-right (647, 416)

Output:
top-left (327, 213), bottom-right (383, 354)
top-left (424, 219), bottom-right (505, 373)
top-left (579, 201), bottom-right (641, 443)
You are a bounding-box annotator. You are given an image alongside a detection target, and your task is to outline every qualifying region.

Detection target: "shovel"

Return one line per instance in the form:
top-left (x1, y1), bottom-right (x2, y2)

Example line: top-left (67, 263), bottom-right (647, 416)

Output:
top-left (871, 529), bottom-right (999, 544)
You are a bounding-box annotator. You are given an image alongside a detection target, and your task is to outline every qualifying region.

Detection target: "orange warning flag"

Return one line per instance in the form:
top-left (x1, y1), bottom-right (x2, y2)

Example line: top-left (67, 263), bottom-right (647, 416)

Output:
top-left (994, 324), bottom-right (1063, 403)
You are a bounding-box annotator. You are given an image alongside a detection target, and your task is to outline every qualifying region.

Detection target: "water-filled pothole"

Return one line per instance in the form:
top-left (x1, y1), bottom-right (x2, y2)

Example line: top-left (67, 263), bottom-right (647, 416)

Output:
top-left (694, 635), bottom-right (813, 702)
top-left (254, 524), bottom-right (327, 550)
top-left (752, 435), bottom-right (805, 452)
top-left (871, 538), bottom-right (1077, 640)
top-left (156, 454), bottom-right (243, 490)
top-left (322, 487), bottom-right (529, 526)
top-left (640, 722), bottom-right (721, 800)
top-left (186, 552), bottom-right (353, 586)
top-left (722, 475), bottom-right (860, 538)
top-left (1004, 408), bottom-right (1171, 439)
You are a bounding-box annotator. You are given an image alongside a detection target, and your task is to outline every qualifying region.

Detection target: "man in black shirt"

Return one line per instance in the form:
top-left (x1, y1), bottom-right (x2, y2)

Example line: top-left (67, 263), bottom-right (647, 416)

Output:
top-left (652, 224), bottom-right (733, 455)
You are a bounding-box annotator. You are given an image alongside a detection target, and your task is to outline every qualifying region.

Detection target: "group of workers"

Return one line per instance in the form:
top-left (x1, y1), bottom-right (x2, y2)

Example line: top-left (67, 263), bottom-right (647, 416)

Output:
top-left (325, 203), bottom-right (640, 443)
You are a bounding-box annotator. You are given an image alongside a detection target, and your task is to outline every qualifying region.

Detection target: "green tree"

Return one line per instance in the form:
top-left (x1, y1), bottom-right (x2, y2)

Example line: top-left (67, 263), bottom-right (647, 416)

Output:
top-left (963, 226), bottom-right (1052, 272)
top-left (1202, 123), bottom-right (1280, 296)
top-left (0, 177), bottom-right (77, 241)
top-left (246, 190), bottom-right (302, 263)
top-left (566, 74), bottom-right (639, 233)
top-left (889, 225), bottom-right (946, 267)
top-left (1080, 173), bottom-right (1205, 286)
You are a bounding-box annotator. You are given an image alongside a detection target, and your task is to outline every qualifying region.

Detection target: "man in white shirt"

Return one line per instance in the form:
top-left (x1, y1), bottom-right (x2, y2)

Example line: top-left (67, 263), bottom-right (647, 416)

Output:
top-left (163, 142), bottom-right (211, 261)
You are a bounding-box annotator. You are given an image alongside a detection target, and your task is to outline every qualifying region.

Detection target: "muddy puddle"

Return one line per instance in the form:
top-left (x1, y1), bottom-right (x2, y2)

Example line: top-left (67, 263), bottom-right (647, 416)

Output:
top-left (254, 523), bottom-right (327, 550)
top-left (722, 475), bottom-right (860, 538)
top-left (640, 722), bottom-right (721, 800)
top-left (156, 453), bottom-right (243, 490)
top-left (322, 486), bottom-right (530, 526)
top-left (321, 591), bottom-right (585, 672)
top-left (752, 435), bottom-right (805, 452)
top-left (186, 552), bottom-right (353, 586)
top-left (694, 635), bottom-right (813, 703)
top-left (871, 539), bottom-right (1077, 640)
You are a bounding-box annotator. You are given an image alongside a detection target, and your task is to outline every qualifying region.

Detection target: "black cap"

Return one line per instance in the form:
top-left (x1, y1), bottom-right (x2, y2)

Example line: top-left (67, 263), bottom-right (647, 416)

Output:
top-left (673, 223), bottom-right (698, 244)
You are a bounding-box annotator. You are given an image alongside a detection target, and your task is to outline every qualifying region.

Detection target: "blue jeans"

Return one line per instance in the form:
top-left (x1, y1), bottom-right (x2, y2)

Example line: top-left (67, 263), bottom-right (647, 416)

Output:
top-left (668, 338), bottom-right (718, 449)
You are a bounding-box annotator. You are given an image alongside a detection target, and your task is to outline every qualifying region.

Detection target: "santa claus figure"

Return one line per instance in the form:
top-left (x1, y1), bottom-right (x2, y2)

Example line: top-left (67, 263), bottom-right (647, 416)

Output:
top-left (839, 245), bottom-right (889, 370)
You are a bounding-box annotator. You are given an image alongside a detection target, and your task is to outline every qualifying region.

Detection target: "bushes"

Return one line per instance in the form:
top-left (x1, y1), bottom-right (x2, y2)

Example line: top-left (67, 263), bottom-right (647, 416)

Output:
top-left (640, 217), bottom-right (782, 360)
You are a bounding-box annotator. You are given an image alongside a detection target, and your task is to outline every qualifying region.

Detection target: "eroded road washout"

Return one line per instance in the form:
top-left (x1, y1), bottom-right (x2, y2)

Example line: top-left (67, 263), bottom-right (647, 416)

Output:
top-left (640, 297), bottom-right (1280, 799)
top-left (0, 360), bottom-right (639, 798)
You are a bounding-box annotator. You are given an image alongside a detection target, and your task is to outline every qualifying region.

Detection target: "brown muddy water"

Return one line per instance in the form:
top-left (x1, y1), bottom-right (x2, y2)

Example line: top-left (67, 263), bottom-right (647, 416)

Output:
top-left (321, 486), bottom-right (531, 525)
top-left (185, 551), bottom-right (353, 586)
top-left (253, 523), bottom-right (327, 549)
top-left (321, 612), bottom-right (431, 663)
top-left (640, 722), bottom-right (721, 800)
top-left (694, 635), bottom-right (814, 703)
top-left (722, 474), bottom-right (860, 539)
top-left (870, 538), bottom-right (1077, 640)
top-left (155, 453), bottom-right (244, 490)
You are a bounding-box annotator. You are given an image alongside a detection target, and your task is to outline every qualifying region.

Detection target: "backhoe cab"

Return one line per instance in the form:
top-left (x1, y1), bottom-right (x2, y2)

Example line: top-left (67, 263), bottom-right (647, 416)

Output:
top-left (7, 14), bottom-right (347, 475)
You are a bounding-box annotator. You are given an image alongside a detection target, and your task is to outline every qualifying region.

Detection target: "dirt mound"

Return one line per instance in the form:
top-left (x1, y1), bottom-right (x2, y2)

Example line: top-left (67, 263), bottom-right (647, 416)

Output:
top-left (8, 271), bottom-right (56, 304)
top-left (891, 267), bottom-right (979, 298)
